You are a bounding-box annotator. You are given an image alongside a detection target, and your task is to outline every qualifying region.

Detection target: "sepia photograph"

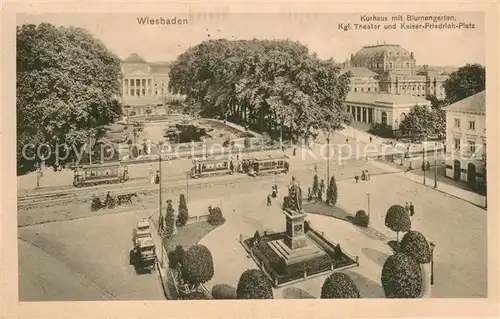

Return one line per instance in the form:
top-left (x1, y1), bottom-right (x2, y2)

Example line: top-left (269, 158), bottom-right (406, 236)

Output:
top-left (2, 1), bottom-right (499, 318)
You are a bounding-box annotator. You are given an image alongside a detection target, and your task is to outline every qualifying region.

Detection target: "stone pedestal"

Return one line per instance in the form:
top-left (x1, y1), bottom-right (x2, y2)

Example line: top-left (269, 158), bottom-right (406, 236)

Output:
top-left (283, 208), bottom-right (308, 249)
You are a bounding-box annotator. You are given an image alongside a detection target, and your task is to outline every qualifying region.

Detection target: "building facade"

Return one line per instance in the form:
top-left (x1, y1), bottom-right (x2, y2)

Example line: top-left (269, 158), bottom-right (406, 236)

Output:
top-left (121, 53), bottom-right (172, 115)
top-left (443, 91), bottom-right (486, 188)
top-left (343, 92), bottom-right (431, 130)
top-left (341, 44), bottom-right (448, 100)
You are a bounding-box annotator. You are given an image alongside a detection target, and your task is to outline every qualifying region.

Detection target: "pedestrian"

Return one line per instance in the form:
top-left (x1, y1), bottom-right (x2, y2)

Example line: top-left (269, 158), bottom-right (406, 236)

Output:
top-left (369, 136), bottom-right (372, 143)
top-left (148, 164), bottom-right (154, 184)
top-left (405, 202), bottom-right (410, 214)
top-left (320, 179), bottom-right (325, 195)
top-left (345, 138), bottom-right (349, 144)
top-left (293, 147), bottom-right (297, 156)
top-left (410, 202), bottom-right (415, 216)
top-left (267, 194), bottom-right (272, 206)
top-left (366, 170), bottom-right (370, 181)
top-left (308, 187), bottom-right (313, 201)
top-left (355, 175), bottom-right (359, 183)
top-left (155, 170), bottom-right (160, 184)
top-left (426, 161), bottom-right (430, 171)
top-left (314, 164), bottom-right (318, 173)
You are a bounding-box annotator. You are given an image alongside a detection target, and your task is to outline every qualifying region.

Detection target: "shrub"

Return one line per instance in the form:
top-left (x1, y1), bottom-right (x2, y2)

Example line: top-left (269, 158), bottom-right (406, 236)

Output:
top-left (354, 210), bottom-right (369, 227)
top-left (181, 245), bottom-right (214, 288)
top-left (90, 197), bottom-right (102, 211)
top-left (236, 269), bottom-right (274, 299)
top-left (168, 245), bottom-right (185, 269)
top-left (164, 200), bottom-right (175, 238)
top-left (312, 174), bottom-right (319, 197)
top-left (381, 253), bottom-right (422, 298)
top-left (326, 175), bottom-right (338, 205)
top-left (183, 291), bottom-right (209, 300)
top-left (320, 273), bottom-right (361, 298)
top-left (130, 145), bottom-right (139, 159)
top-left (333, 244), bottom-right (343, 261)
top-left (384, 205), bottom-right (411, 242)
top-left (129, 110), bottom-right (136, 116)
top-left (400, 231), bottom-right (432, 264)
top-left (177, 194), bottom-right (189, 226)
top-left (212, 284), bottom-right (237, 299)
top-left (207, 206), bottom-right (226, 226)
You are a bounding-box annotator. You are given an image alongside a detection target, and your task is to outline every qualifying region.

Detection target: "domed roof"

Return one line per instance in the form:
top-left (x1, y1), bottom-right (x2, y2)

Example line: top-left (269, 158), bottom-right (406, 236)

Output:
top-left (352, 44), bottom-right (412, 63)
top-left (123, 53), bottom-right (147, 64)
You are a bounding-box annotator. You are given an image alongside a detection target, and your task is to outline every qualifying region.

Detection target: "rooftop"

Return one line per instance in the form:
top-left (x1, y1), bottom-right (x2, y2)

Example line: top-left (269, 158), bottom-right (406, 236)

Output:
top-left (352, 44), bottom-right (412, 62)
top-left (345, 92), bottom-right (431, 106)
top-left (443, 91), bottom-right (485, 115)
top-left (341, 67), bottom-right (378, 78)
top-left (123, 53), bottom-right (147, 64)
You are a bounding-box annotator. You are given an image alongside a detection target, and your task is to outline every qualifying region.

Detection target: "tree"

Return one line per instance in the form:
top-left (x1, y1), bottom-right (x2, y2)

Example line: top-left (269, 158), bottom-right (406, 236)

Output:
top-left (399, 231), bottom-right (431, 264)
top-left (384, 205), bottom-right (411, 242)
top-left (398, 105), bottom-right (436, 142)
top-left (177, 194), bottom-right (189, 226)
top-left (381, 253), bottom-right (423, 298)
top-left (164, 200), bottom-right (175, 238)
top-left (320, 273), bottom-right (361, 299)
top-left (207, 206), bottom-right (225, 226)
top-left (168, 245), bottom-right (185, 269)
top-left (444, 63), bottom-right (485, 104)
top-left (354, 210), bottom-right (369, 227)
top-left (312, 174), bottom-right (319, 198)
top-left (17, 23), bottom-right (122, 174)
top-left (326, 175), bottom-right (338, 205)
top-left (181, 245), bottom-right (214, 290)
top-left (212, 284), bottom-right (237, 299)
top-left (432, 107), bottom-right (446, 139)
top-left (168, 39), bottom-right (350, 142)
top-left (236, 269), bottom-right (274, 299)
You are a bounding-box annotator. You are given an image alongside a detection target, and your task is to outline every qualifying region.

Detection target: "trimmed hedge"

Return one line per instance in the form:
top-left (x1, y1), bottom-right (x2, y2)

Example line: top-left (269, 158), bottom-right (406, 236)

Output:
top-left (208, 206), bottom-right (226, 226)
top-left (164, 200), bottom-right (176, 238)
top-left (354, 210), bottom-right (369, 227)
top-left (237, 269), bottom-right (274, 299)
top-left (400, 231), bottom-right (432, 264)
top-left (212, 284), bottom-right (237, 299)
top-left (183, 291), bottom-right (209, 300)
top-left (177, 194), bottom-right (189, 226)
top-left (385, 204), bottom-right (411, 241)
top-left (381, 253), bottom-right (423, 298)
top-left (168, 245), bottom-right (185, 269)
top-left (181, 245), bottom-right (214, 287)
top-left (321, 272), bottom-right (361, 298)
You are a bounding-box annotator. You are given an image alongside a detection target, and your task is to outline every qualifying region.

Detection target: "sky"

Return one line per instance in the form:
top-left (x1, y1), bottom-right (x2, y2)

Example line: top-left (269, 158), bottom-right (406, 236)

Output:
top-left (17, 12), bottom-right (485, 66)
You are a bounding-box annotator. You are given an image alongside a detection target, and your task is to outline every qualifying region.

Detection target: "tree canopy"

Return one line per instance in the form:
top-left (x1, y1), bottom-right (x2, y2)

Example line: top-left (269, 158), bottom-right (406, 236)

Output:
top-left (398, 105), bottom-right (438, 142)
top-left (168, 39), bottom-right (351, 140)
top-left (444, 63), bottom-right (485, 104)
top-left (236, 269), bottom-right (274, 299)
top-left (320, 272), bottom-right (361, 298)
top-left (381, 253), bottom-right (423, 298)
top-left (17, 23), bottom-right (123, 174)
top-left (181, 244), bottom-right (214, 288)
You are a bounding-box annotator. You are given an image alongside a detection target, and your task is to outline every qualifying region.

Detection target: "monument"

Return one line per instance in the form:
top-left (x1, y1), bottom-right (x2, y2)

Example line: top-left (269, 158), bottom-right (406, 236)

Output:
top-left (267, 177), bottom-right (326, 265)
top-left (241, 176), bottom-right (358, 287)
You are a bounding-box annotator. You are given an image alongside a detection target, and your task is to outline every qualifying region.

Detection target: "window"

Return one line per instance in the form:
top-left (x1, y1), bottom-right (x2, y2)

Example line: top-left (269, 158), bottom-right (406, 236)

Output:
top-left (454, 138), bottom-right (461, 150)
top-left (354, 88), bottom-right (358, 92)
top-left (381, 112), bottom-right (387, 125)
top-left (468, 141), bottom-right (476, 153)
top-left (468, 120), bottom-right (475, 131)
top-left (454, 118), bottom-right (460, 128)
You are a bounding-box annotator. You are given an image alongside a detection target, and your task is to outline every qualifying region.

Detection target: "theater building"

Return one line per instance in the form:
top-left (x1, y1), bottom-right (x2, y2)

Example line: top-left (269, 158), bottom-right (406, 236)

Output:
top-left (343, 91), bottom-right (431, 130)
top-left (443, 91), bottom-right (486, 188)
top-left (340, 44), bottom-right (448, 100)
top-left (121, 53), bottom-right (172, 115)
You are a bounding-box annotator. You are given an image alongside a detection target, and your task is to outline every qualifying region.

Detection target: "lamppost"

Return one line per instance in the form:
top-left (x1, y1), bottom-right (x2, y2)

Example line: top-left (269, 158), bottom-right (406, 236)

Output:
top-left (186, 171), bottom-right (190, 202)
top-left (157, 151), bottom-right (163, 235)
top-left (422, 137), bottom-right (427, 185)
top-left (326, 131), bottom-right (331, 185)
top-left (367, 192), bottom-right (371, 218)
top-left (429, 241), bottom-right (436, 285)
top-left (433, 147), bottom-right (438, 189)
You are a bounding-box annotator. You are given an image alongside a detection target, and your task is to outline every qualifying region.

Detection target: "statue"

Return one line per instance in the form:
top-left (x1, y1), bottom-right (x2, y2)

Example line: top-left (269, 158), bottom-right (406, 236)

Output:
top-left (287, 176), bottom-right (303, 212)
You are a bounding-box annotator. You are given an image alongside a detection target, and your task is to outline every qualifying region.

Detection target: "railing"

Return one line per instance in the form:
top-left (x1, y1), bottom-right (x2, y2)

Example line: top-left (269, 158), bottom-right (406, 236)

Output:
top-left (185, 213), bottom-right (210, 225)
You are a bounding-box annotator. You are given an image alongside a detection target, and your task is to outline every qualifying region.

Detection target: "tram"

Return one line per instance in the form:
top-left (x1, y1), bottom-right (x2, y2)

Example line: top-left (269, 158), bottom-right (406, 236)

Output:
top-left (72, 162), bottom-right (129, 187)
top-left (247, 155), bottom-right (290, 177)
top-left (190, 158), bottom-right (235, 179)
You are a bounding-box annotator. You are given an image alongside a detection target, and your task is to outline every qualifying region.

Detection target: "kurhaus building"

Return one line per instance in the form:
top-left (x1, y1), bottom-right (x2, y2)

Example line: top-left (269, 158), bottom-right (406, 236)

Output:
top-left (121, 53), bottom-right (172, 115)
top-left (342, 91), bottom-right (431, 130)
top-left (340, 44), bottom-right (449, 100)
top-left (443, 91), bottom-right (486, 188)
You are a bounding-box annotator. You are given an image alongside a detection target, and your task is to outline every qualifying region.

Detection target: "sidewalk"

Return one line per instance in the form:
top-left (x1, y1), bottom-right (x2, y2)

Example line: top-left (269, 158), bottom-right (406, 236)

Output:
top-left (371, 160), bottom-right (486, 208)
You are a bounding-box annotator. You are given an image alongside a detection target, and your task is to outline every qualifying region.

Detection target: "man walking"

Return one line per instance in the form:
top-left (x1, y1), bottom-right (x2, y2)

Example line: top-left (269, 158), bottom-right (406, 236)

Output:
top-left (267, 194), bottom-right (272, 206)
top-left (405, 202), bottom-right (410, 214)
top-left (410, 202), bottom-right (415, 216)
